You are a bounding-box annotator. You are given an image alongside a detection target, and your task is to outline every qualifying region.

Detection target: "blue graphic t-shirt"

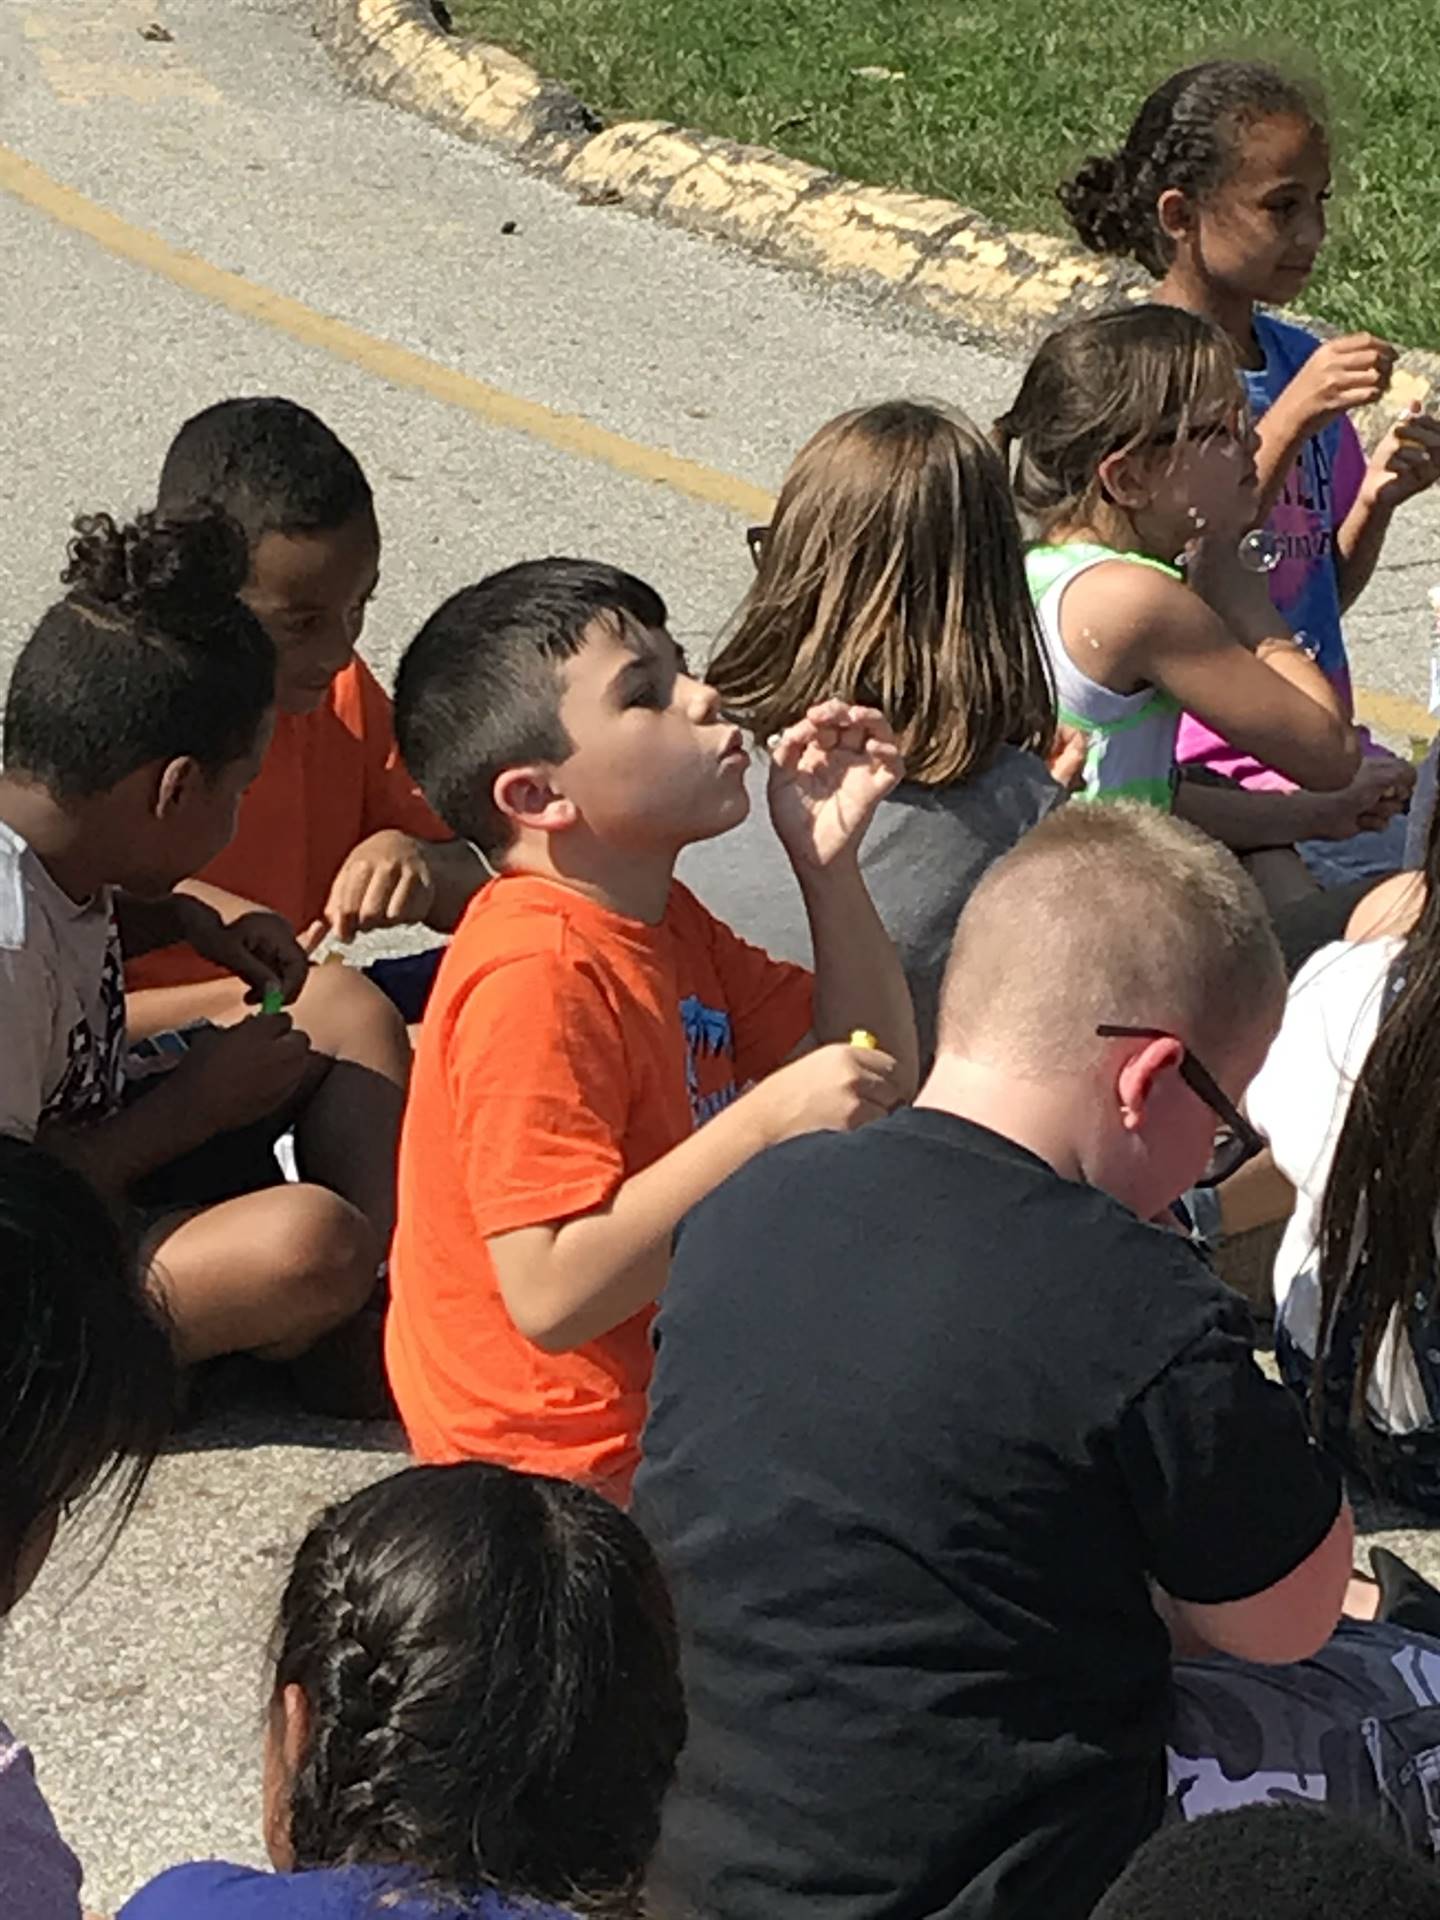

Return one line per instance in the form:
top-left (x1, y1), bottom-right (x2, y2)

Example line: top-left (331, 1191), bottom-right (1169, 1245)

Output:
top-left (1177, 309), bottom-right (1368, 788)
top-left (118, 1860), bottom-right (571, 1920)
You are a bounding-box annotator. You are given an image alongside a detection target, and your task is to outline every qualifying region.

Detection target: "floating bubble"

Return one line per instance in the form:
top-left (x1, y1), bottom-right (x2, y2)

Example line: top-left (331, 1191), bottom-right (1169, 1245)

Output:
top-left (1238, 528), bottom-right (1284, 573)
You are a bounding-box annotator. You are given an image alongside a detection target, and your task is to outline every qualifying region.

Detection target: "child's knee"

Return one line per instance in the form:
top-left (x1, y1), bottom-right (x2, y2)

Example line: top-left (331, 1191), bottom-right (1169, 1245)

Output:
top-left (268, 1187), bottom-right (378, 1318)
top-left (296, 961), bottom-right (410, 1065)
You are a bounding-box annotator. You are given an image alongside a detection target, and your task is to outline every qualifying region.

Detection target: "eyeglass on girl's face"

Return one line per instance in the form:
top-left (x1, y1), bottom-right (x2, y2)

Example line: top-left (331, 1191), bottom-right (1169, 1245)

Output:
top-left (1095, 1023), bottom-right (1266, 1189)
top-left (746, 525), bottom-right (770, 569)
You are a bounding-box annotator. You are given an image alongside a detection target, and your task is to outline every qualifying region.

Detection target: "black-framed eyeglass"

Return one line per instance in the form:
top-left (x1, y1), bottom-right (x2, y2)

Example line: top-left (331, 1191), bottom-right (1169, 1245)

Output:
top-left (746, 524), bottom-right (769, 569)
top-left (1095, 1022), bottom-right (1265, 1189)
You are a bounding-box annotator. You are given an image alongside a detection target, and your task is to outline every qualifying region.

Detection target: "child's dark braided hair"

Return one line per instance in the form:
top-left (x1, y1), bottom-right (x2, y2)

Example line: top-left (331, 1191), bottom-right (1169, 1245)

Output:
top-left (1058, 61), bottom-right (1324, 277)
top-left (273, 1462), bottom-right (686, 1910)
top-left (4, 505), bottom-right (274, 799)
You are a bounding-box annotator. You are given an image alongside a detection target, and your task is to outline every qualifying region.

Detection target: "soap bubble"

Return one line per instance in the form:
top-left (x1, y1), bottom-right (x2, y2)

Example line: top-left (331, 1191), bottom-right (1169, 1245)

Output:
top-left (1238, 528), bottom-right (1284, 573)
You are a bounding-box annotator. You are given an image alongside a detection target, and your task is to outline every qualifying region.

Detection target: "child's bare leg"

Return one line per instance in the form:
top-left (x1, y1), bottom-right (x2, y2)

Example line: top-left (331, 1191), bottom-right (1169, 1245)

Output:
top-left (283, 962), bottom-right (410, 1249)
top-left (144, 1186), bottom-right (377, 1365)
top-left (127, 976), bottom-right (250, 1041)
top-left (129, 963), bottom-right (410, 1247)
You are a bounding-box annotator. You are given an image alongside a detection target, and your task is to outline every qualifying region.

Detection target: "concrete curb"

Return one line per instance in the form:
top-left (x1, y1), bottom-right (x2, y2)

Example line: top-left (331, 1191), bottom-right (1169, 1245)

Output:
top-left (318, 0), bottom-right (1440, 406)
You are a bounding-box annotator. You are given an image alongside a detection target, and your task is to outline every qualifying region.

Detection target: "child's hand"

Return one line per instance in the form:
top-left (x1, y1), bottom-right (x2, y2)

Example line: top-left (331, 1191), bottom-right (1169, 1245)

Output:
top-left (303, 830), bottom-right (437, 947)
top-left (748, 1041), bottom-right (902, 1146)
top-left (1046, 724), bottom-right (1090, 792)
top-left (177, 899), bottom-right (309, 1006)
top-left (1360, 404), bottom-right (1440, 514)
top-left (1302, 755), bottom-right (1415, 841)
top-left (767, 701), bottom-right (904, 873)
top-left (1280, 333), bottom-right (1396, 435)
top-left (170, 1015), bottom-right (313, 1132)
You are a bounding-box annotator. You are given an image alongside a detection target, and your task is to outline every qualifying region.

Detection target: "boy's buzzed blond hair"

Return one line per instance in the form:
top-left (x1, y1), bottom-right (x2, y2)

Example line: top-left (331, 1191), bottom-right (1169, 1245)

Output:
top-left (937, 805), bottom-right (1283, 1073)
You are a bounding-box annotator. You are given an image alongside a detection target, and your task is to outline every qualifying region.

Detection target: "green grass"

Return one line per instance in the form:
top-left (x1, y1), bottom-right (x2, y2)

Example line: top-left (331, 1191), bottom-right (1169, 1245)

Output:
top-left (451, 0), bottom-right (1440, 346)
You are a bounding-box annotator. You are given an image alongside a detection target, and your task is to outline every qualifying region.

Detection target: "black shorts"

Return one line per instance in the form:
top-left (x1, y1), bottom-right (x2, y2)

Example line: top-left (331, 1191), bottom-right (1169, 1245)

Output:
top-left (124, 1070), bottom-right (288, 1221)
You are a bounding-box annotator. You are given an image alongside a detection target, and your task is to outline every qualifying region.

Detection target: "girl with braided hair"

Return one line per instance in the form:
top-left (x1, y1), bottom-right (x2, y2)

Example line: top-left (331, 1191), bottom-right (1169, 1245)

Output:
top-left (1059, 60), bottom-right (1440, 887)
top-left (118, 1462), bottom-right (686, 1919)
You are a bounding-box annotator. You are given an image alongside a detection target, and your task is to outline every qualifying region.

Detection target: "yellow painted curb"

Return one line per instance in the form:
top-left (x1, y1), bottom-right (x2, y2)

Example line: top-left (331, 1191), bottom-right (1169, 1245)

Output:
top-left (316, 0), bottom-right (1152, 352)
top-left (318, 0), bottom-right (1440, 389)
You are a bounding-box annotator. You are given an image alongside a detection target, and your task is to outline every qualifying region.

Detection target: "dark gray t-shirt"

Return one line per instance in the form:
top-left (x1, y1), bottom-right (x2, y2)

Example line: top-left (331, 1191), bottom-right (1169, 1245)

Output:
top-left (680, 748), bottom-right (1062, 1064)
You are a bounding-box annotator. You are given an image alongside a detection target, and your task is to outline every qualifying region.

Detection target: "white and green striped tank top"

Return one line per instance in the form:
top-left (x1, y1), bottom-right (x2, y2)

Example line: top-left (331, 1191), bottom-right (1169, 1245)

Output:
top-left (1026, 542), bottom-right (1181, 811)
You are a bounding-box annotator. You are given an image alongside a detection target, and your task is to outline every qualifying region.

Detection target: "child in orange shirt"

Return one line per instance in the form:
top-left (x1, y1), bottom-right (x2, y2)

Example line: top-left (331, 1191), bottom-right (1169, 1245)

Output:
top-left (125, 398), bottom-right (484, 1247)
top-left (387, 558), bottom-right (920, 1500)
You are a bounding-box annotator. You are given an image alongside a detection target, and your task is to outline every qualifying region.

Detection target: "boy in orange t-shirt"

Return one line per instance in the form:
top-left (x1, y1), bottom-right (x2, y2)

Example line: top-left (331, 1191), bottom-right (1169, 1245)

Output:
top-left (387, 557), bottom-right (920, 1499)
top-left (125, 398), bottom-right (484, 1247)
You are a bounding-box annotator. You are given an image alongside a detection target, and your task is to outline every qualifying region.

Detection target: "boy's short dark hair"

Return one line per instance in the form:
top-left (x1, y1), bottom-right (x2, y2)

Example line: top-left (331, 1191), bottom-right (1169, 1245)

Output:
top-left (4, 508), bottom-right (275, 798)
top-left (1092, 1805), bottom-right (1440, 1918)
top-left (156, 396), bottom-right (372, 545)
top-left (394, 557), bottom-right (668, 858)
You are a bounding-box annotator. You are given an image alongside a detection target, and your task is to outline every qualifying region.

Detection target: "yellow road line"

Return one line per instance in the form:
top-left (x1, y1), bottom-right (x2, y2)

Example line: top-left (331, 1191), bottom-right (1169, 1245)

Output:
top-left (0, 142), bottom-right (772, 522)
top-left (0, 140), bottom-right (1433, 740)
top-left (1355, 685), bottom-right (1434, 745)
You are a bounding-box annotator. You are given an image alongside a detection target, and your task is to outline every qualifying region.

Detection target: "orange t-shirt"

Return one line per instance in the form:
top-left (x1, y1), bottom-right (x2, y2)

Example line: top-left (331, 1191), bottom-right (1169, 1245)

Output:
top-left (385, 873), bottom-right (813, 1500)
top-left (126, 658), bottom-right (449, 990)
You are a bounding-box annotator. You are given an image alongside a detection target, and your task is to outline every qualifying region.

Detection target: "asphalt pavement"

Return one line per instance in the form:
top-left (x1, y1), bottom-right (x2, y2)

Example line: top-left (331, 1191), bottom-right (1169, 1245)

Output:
top-left (2, 2), bottom-right (1440, 1909)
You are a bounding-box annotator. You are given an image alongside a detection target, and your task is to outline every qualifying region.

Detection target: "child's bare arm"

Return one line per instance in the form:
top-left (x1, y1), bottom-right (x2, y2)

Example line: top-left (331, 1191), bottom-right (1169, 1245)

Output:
top-left (301, 832), bottom-right (485, 946)
top-left (767, 703), bottom-right (920, 1097)
top-left (1253, 334), bottom-right (1395, 517)
top-left (1066, 560), bottom-right (1356, 791)
top-left (118, 888), bottom-right (310, 1004)
top-left (43, 1019), bottom-right (313, 1198)
top-left (1176, 759), bottom-right (1411, 849)
top-left (1336, 406), bottom-right (1440, 609)
top-left (489, 1044), bottom-right (901, 1351)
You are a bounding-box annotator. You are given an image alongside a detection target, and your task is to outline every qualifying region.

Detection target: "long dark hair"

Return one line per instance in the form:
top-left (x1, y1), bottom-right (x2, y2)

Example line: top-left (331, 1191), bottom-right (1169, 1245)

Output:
top-left (273, 1461), bottom-right (686, 1910)
top-left (0, 1135), bottom-right (175, 1607)
top-left (1315, 809), bottom-right (1440, 1427)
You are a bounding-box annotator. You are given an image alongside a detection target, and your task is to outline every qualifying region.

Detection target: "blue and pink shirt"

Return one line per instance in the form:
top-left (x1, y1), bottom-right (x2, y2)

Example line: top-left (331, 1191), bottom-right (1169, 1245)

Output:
top-left (1176, 309), bottom-right (1380, 789)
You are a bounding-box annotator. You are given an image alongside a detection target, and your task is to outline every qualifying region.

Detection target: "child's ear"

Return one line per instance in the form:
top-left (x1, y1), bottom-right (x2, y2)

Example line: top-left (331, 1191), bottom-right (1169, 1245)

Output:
top-left (153, 756), bottom-right (202, 822)
top-left (262, 1682), bottom-right (310, 1873)
top-left (492, 765), bottom-right (578, 837)
top-left (1096, 445), bottom-right (1157, 513)
top-left (1156, 186), bottom-right (1195, 246)
top-left (1115, 1036), bottom-right (1184, 1134)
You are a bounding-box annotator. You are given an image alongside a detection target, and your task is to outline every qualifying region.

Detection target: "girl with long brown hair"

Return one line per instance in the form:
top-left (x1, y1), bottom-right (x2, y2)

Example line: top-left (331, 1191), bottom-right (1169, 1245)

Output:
top-left (683, 399), bottom-right (1065, 1061)
top-left (998, 304), bottom-right (1382, 916)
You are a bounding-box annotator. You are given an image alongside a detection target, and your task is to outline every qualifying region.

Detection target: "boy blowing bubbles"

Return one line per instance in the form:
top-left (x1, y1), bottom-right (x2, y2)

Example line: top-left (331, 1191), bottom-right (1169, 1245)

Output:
top-left (386, 560), bottom-right (919, 1499)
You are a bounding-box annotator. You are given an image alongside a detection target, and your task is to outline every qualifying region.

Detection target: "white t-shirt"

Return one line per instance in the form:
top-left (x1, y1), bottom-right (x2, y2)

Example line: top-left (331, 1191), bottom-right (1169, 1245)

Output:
top-left (0, 821), bottom-right (126, 1139)
top-left (1247, 934), bottom-right (1430, 1434)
